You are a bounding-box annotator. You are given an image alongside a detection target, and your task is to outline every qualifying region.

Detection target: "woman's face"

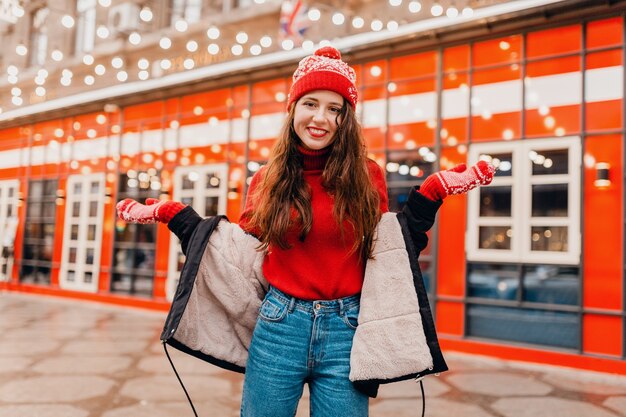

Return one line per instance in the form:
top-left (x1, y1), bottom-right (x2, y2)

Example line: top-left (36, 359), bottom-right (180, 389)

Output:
top-left (293, 90), bottom-right (343, 150)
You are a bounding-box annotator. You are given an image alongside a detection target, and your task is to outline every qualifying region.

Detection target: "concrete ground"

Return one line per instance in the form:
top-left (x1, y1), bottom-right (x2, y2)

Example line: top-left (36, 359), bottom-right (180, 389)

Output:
top-left (1, 292), bottom-right (626, 417)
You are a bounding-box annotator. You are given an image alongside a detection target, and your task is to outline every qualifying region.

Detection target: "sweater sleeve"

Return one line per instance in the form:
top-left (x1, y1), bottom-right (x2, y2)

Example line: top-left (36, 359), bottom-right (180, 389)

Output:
top-left (402, 186), bottom-right (443, 254)
top-left (167, 206), bottom-right (203, 255)
top-left (367, 159), bottom-right (389, 213)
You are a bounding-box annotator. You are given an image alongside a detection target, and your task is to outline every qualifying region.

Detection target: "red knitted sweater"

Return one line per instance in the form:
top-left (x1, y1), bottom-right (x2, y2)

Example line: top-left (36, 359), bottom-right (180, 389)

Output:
top-left (239, 146), bottom-right (389, 300)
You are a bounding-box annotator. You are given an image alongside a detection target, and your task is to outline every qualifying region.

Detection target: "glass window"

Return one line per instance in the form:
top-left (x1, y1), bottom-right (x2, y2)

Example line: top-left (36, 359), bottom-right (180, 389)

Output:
top-left (170, 0), bottom-right (202, 25)
top-left (76, 0), bottom-right (96, 54)
top-left (471, 66), bottom-right (522, 141)
top-left (480, 187), bottom-right (512, 217)
top-left (531, 184), bottom-right (568, 217)
top-left (467, 304), bottom-right (579, 349)
top-left (468, 263), bottom-right (519, 300)
top-left (467, 138), bottom-right (581, 264)
top-left (112, 171), bottom-right (160, 297)
top-left (29, 8), bottom-right (49, 67)
top-left (527, 25), bottom-right (582, 59)
top-left (21, 179), bottom-right (57, 284)
top-left (473, 35), bottom-right (522, 68)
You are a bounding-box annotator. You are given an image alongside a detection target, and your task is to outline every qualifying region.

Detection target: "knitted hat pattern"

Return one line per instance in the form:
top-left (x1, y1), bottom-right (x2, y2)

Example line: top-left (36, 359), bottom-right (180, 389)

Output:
top-left (287, 46), bottom-right (358, 109)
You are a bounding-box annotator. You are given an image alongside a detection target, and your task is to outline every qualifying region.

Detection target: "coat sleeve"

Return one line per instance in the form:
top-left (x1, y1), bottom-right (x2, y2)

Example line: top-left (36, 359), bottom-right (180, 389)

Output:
top-left (401, 187), bottom-right (443, 254)
top-left (167, 206), bottom-right (203, 255)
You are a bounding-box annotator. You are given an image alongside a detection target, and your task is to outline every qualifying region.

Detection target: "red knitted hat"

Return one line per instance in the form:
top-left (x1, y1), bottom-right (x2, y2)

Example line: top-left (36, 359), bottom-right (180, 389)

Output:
top-left (287, 46), bottom-right (358, 109)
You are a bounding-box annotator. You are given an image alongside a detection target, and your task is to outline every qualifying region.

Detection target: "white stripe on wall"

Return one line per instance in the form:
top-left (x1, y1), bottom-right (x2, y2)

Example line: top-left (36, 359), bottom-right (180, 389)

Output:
top-left (0, 66), bottom-right (622, 169)
top-left (585, 66), bottom-right (624, 103)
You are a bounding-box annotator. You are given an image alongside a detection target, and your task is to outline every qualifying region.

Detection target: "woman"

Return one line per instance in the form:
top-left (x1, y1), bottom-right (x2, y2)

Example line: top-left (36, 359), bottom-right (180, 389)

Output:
top-left (117, 46), bottom-right (494, 417)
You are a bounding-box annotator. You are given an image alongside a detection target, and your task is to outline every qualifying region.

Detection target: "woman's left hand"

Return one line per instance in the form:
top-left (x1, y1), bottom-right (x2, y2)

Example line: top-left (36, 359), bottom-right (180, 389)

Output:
top-left (419, 161), bottom-right (495, 201)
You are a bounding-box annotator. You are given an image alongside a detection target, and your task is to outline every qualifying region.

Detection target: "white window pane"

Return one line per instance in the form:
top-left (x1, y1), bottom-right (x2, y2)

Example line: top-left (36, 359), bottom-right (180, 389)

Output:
top-left (531, 149), bottom-right (568, 175)
top-left (479, 226), bottom-right (512, 250)
top-left (531, 226), bottom-right (568, 252)
top-left (480, 186), bottom-right (512, 217)
top-left (531, 184), bottom-right (568, 217)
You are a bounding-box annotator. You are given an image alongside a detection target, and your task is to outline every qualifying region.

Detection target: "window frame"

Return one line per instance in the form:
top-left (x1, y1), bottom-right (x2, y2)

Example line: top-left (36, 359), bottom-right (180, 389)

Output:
top-left (467, 137), bottom-right (581, 265)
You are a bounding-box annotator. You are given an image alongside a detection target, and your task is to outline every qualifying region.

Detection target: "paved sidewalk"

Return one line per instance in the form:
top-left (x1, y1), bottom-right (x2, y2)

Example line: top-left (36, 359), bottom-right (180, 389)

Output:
top-left (1, 292), bottom-right (626, 417)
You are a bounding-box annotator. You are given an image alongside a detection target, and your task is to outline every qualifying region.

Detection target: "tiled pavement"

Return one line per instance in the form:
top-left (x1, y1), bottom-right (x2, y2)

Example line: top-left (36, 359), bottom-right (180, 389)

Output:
top-left (2, 292), bottom-right (626, 417)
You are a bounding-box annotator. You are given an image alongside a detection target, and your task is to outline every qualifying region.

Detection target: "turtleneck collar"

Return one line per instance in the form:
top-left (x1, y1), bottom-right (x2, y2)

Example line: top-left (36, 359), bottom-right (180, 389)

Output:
top-left (298, 144), bottom-right (331, 171)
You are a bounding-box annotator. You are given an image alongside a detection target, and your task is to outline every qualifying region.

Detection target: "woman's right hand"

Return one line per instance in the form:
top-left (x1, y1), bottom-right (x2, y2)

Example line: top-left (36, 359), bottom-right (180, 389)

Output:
top-left (116, 198), bottom-right (186, 224)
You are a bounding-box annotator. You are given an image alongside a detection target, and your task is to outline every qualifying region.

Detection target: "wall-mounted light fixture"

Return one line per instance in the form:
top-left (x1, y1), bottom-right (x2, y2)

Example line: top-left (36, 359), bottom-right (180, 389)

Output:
top-left (594, 162), bottom-right (611, 188)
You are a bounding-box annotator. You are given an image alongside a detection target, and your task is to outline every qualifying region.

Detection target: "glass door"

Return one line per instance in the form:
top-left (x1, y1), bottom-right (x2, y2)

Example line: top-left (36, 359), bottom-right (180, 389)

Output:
top-left (59, 174), bottom-right (105, 292)
top-left (166, 164), bottom-right (228, 300)
top-left (0, 180), bottom-right (19, 282)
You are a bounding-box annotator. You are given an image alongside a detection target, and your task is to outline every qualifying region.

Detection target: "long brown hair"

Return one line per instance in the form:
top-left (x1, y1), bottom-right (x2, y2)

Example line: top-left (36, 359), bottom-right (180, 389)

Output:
top-left (247, 99), bottom-right (382, 261)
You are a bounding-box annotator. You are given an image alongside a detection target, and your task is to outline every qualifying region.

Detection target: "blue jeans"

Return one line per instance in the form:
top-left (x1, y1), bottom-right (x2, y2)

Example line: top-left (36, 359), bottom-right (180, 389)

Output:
top-left (241, 286), bottom-right (369, 417)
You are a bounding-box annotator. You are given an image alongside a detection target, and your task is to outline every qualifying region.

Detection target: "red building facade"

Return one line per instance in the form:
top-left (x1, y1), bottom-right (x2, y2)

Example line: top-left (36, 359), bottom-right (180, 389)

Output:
top-left (1, 10), bottom-right (625, 375)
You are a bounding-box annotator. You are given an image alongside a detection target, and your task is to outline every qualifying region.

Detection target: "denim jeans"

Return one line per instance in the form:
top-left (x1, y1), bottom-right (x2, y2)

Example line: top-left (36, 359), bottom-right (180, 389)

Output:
top-left (241, 286), bottom-right (369, 417)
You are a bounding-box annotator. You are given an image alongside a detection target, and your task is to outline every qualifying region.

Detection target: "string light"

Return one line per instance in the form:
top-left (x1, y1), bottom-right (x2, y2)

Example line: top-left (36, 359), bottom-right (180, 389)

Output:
top-left (138, 58), bottom-right (150, 70)
top-left (431, 3), bottom-right (444, 16)
top-left (186, 40), bottom-right (198, 52)
top-left (61, 15), bottom-right (75, 28)
top-left (352, 17), bottom-right (364, 29)
top-left (409, 1), bottom-right (422, 13)
top-left (7, 65), bottom-right (19, 76)
top-left (260, 36), bottom-right (272, 47)
top-left (208, 43), bottom-right (220, 55)
top-left (128, 32), bottom-right (142, 45)
top-left (236, 32), bottom-right (249, 44)
top-left (139, 7), bottom-right (153, 22)
top-left (332, 13), bottom-right (345, 25)
top-left (308, 8), bottom-right (321, 21)
top-left (84, 75), bottom-right (95, 85)
top-left (116, 71), bottom-right (128, 82)
top-left (83, 54), bottom-right (94, 65)
top-left (95, 65), bottom-right (106, 75)
top-left (231, 44), bottom-right (243, 55)
top-left (446, 6), bottom-right (459, 18)
top-left (184, 58), bottom-right (195, 69)
top-left (138, 70), bottom-right (149, 80)
top-left (159, 37), bottom-right (172, 49)
top-left (206, 27), bottom-right (220, 40)
top-left (282, 39), bottom-right (294, 50)
top-left (250, 44), bottom-right (262, 55)
top-left (96, 25), bottom-right (109, 39)
top-left (111, 57), bottom-right (124, 69)
top-left (371, 20), bottom-right (383, 31)
top-left (51, 49), bottom-right (64, 61)
top-left (15, 44), bottom-right (28, 56)
top-left (98, 0), bottom-right (112, 6)
top-left (175, 20), bottom-right (188, 32)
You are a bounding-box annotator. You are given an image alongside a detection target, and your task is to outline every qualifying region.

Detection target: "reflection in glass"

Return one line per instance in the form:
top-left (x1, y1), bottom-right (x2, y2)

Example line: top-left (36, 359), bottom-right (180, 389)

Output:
top-left (74, 182), bottom-right (82, 194)
top-left (71, 224), bottom-right (79, 240)
top-left (205, 197), bottom-right (219, 216)
top-left (89, 201), bottom-right (98, 217)
top-left (84, 272), bottom-right (93, 283)
top-left (87, 224), bottom-right (96, 240)
top-left (29, 181), bottom-right (43, 197)
top-left (386, 150), bottom-right (435, 183)
top-left (523, 265), bottom-right (579, 305)
top-left (531, 226), bottom-right (568, 252)
top-left (90, 181), bottom-right (100, 193)
top-left (27, 202), bottom-right (41, 218)
top-left (69, 247), bottom-right (77, 263)
top-left (467, 304), bottom-right (579, 349)
top-left (43, 202), bottom-right (55, 218)
top-left (532, 184), bottom-right (568, 217)
top-left (72, 202), bottom-right (81, 217)
top-left (531, 149), bottom-right (568, 175)
top-left (479, 186), bottom-right (512, 217)
top-left (480, 152), bottom-right (512, 177)
top-left (479, 226), bottom-right (511, 250)
top-left (86, 248), bottom-right (94, 264)
top-left (67, 271), bottom-right (75, 282)
top-left (206, 174), bottom-right (221, 189)
top-left (468, 263), bottom-right (518, 300)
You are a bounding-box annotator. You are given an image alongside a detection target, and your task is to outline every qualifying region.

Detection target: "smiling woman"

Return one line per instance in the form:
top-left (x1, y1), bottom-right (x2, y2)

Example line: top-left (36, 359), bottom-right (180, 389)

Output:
top-left (293, 91), bottom-right (343, 150)
top-left (116, 46), bottom-right (493, 417)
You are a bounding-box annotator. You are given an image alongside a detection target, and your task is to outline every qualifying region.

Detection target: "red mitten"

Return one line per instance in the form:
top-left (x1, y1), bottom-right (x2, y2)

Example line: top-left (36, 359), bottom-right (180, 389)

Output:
top-left (116, 198), bottom-right (186, 224)
top-left (420, 161), bottom-right (495, 201)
